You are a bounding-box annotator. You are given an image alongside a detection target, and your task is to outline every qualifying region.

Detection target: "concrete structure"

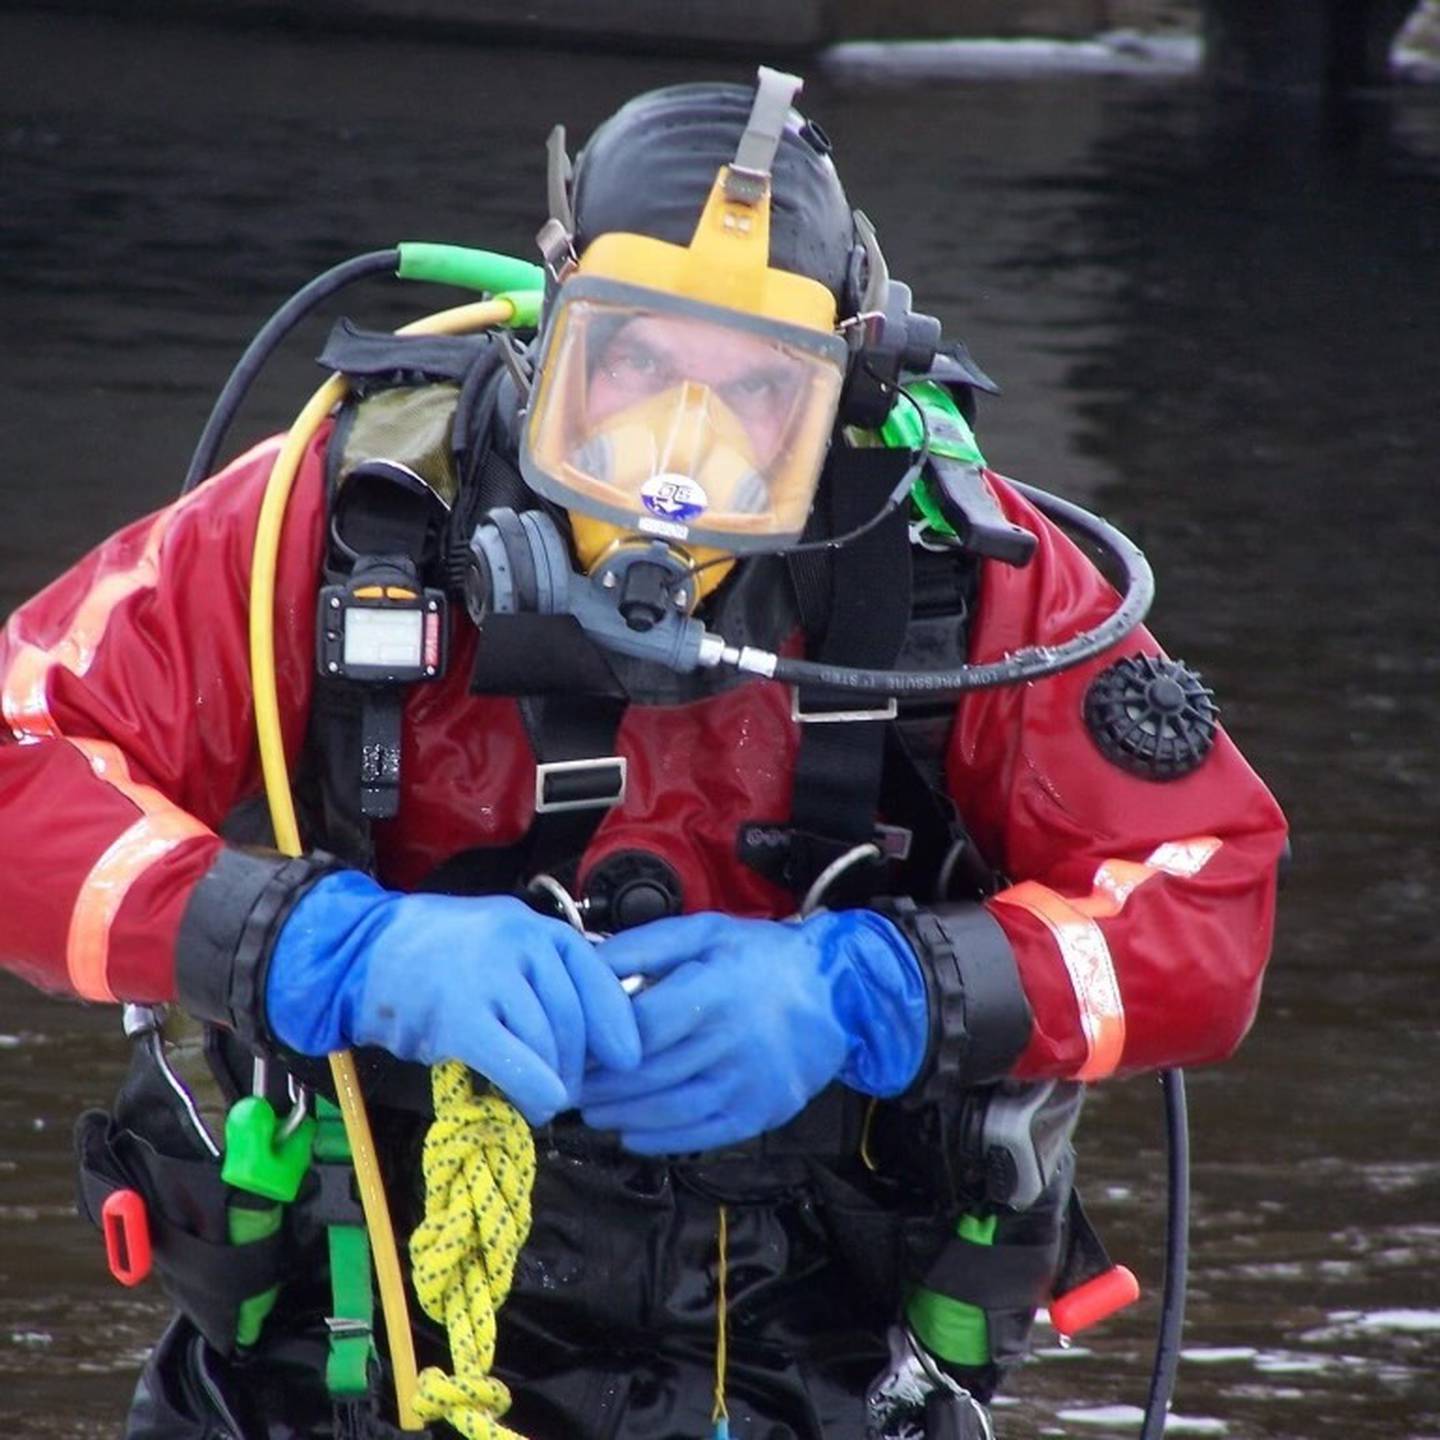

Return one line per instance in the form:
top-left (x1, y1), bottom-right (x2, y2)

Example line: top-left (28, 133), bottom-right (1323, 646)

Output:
top-left (13, 0), bottom-right (1427, 86)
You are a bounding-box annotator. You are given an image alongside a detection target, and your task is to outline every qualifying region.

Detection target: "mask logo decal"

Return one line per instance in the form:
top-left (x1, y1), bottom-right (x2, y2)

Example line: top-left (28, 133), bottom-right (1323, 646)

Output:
top-left (640, 475), bottom-right (708, 525)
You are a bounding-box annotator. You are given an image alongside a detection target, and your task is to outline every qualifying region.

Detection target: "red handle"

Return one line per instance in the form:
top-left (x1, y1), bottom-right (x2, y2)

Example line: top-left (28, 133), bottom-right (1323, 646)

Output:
top-left (1050, 1265), bottom-right (1140, 1338)
top-left (101, 1189), bottom-right (152, 1287)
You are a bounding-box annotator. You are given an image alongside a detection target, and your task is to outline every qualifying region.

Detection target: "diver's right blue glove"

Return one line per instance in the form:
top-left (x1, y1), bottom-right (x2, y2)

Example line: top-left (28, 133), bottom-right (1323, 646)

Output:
top-left (265, 871), bottom-right (641, 1124)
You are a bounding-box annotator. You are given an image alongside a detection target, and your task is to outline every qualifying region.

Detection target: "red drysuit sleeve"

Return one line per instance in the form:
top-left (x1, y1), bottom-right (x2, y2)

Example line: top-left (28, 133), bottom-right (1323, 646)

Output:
top-left (0, 436), bottom-right (328, 1005)
top-left (948, 473), bottom-right (1288, 1081)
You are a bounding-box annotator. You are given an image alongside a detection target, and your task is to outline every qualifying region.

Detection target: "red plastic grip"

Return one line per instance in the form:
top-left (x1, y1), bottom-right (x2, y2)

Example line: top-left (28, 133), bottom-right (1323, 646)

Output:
top-left (101, 1189), bottom-right (153, 1287)
top-left (1049, 1265), bottom-right (1140, 1337)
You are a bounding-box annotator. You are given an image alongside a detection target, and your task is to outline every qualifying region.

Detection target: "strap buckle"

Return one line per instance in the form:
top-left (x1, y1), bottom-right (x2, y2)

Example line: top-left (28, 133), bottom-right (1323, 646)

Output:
top-left (790, 687), bottom-right (898, 725)
top-left (534, 756), bottom-right (628, 814)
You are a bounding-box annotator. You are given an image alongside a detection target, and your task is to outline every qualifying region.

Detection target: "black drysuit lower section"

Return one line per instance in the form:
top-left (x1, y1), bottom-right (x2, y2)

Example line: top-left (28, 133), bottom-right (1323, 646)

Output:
top-left (119, 1099), bottom-right (964, 1440)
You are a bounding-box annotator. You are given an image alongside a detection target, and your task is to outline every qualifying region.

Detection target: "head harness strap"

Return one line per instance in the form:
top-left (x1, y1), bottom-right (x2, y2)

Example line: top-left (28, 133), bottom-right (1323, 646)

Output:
top-left (725, 67), bottom-right (804, 204)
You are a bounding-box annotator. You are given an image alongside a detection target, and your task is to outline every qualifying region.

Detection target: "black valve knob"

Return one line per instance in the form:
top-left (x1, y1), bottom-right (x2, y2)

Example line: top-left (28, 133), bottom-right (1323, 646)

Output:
top-left (1084, 655), bottom-right (1218, 780)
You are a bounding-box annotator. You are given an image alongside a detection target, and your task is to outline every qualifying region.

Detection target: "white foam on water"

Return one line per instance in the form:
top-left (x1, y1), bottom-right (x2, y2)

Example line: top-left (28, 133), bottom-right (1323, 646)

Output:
top-left (1054, 1408), bottom-right (1228, 1434)
top-left (821, 32), bottom-right (1201, 83)
top-left (1180, 1346), bottom-right (1259, 1364)
top-left (1056, 1404), bottom-right (1146, 1428)
top-left (1254, 1351), bottom-right (1333, 1374)
top-left (1351, 1308), bottom-right (1440, 1332)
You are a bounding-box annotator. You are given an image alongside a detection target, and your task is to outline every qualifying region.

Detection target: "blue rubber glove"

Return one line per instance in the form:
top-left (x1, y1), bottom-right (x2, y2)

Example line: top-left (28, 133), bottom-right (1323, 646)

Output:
top-left (577, 909), bottom-right (929, 1155)
top-left (266, 871), bottom-right (642, 1125)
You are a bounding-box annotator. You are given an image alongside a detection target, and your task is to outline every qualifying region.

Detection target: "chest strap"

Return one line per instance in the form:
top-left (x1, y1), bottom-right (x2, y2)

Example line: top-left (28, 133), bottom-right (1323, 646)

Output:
top-left (742, 447), bottom-right (915, 905)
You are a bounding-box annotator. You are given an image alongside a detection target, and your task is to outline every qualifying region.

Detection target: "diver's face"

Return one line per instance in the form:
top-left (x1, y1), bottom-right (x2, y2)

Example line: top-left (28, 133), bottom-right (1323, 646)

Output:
top-left (587, 315), bottom-right (803, 467)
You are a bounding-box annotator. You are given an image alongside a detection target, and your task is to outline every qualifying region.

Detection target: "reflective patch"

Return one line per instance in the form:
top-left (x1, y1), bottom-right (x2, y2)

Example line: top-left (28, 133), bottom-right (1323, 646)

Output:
top-left (65, 740), bottom-right (213, 1000)
top-left (67, 806), bottom-right (211, 1002)
top-left (993, 836), bottom-right (1222, 1079)
top-left (1147, 837), bottom-right (1221, 878)
top-left (2, 442), bottom-right (276, 742)
top-left (994, 881), bottom-right (1126, 1081)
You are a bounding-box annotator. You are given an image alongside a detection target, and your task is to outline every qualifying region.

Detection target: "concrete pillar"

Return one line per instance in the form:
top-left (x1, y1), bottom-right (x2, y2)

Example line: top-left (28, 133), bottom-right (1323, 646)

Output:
top-left (1203, 0), bottom-right (1421, 89)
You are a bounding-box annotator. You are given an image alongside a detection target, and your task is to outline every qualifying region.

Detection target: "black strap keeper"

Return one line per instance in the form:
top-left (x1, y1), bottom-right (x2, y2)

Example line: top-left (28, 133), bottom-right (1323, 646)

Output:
top-left (177, 846), bottom-right (345, 1050)
top-left (920, 1234), bottom-right (1057, 1312)
top-left (879, 896), bottom-right (1033, 1105)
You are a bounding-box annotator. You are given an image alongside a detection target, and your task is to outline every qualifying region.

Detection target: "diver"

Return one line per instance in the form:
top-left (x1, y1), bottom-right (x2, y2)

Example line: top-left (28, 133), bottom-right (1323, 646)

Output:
top-left (0, 69), bottom-right (1287, 1440)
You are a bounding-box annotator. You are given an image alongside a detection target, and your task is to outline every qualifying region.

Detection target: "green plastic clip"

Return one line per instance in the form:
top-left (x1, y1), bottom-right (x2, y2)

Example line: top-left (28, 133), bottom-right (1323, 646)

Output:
top-left (905, 1212), bottom-right (997, 1367)
top-left (878, 380), bottom-right (989, 542)
top-left (221, 1096), bottom-right (316, 1204)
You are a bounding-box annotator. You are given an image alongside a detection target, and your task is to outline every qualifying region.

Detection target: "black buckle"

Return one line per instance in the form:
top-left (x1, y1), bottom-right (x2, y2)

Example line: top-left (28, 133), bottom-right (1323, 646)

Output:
top-left (534, 756), bottom-right (627, 814)
top-left (791, 687), bottom-right (898, 724)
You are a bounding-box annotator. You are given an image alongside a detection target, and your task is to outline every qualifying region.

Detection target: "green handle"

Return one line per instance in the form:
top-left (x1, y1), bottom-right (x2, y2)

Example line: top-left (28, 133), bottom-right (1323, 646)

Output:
top-left (905, 1212), bottom-right (996, 1367)
top-left (396, 242), bottom-right (546, 298)
top-left (878, 379), bottom-right (988, 541)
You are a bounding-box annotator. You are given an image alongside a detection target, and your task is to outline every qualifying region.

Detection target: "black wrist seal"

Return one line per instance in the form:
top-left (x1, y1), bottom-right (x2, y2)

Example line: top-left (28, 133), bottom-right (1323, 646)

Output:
top-left (878, 897), bottom-right (1033, 1105)
top-left (175, 846), bottom-right (343, 1051)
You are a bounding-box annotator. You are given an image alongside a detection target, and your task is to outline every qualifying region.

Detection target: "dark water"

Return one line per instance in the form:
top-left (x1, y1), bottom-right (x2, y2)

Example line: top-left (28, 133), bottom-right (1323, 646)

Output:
top-left (2, 12), bottom-right (1438, 1437)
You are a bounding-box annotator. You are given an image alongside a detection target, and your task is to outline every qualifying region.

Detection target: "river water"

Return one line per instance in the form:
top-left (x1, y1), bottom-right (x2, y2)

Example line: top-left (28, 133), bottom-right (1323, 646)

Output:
top-left (1, 12), bottom-right (1437, 1438)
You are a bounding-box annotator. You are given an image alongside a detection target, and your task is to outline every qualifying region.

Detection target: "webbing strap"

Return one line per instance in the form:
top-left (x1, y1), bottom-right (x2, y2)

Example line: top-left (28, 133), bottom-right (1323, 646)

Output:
top-left (314, 1098), bottom-right (376, 1400)
top-left (470, 610), bottom-right (629, 881)
top-left (785, 449), bottom-right (913, 879)
top-left (921, 1234), bottom-right (1058, 1312)
top-left (731, 67), bottom-right (802, 184)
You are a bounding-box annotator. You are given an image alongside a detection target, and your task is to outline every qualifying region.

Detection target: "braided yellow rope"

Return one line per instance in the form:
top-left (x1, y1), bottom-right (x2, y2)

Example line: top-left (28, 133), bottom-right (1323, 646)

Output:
top-left (410, 1061), bottom-right (536, 1439)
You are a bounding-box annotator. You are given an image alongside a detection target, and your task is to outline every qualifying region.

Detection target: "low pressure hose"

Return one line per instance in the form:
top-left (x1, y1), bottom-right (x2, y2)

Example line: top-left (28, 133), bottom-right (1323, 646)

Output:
top-left (1140, 1069), bottom-right (1190, 1440)
top-left (184, 244), bottom-right (546, 495)
top-left (720, 479), bottom-right (1155, 695)
top-left (183, 250), bottom-right (400, 493)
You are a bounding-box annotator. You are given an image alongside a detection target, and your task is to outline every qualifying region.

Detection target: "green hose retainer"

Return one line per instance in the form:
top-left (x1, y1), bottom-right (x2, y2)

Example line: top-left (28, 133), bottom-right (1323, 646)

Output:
top-left (494, 289), bottom-right (543, 329)
top-left (884, 380), bottom-right (988, 541)
top-left (228, 1202), bottom-right (284, 1348)
top-left (314, 1097), bottom-right (377, 1399)
top-left (906, 1212), bottom-right (996, 1367)
top-left (396, 243), bottom-right (546, 299)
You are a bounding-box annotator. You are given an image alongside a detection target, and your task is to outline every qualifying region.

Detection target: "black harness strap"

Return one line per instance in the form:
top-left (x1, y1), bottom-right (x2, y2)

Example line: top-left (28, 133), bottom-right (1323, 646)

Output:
top-left (744, 447), bottom-right (913, 902)
top-left (464, 611), bottom-right (630, 888)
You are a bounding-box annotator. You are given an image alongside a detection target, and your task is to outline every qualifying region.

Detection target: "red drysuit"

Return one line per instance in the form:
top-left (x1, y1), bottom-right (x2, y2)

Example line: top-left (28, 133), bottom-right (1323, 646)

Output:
top-left (0, 430), bottom-right (1287, 1082)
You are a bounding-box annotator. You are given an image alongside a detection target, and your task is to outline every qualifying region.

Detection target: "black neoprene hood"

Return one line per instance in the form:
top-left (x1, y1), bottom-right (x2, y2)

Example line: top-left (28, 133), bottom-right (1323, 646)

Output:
top-left (570, 82), bottom-right (858, 302)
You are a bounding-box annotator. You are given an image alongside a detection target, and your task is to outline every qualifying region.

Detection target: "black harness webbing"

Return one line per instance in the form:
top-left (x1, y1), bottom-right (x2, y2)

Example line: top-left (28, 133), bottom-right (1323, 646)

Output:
top-left (747, 448), bottom-right (914, 902)
top-left (468, 610), bottom-right (630, 884)
top-left (317, 318), bottom-right (493, 390)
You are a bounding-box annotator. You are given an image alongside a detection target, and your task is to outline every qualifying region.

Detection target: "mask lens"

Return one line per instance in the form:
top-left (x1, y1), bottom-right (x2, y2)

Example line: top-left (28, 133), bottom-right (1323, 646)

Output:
top-left (522, 287), bottom-right (845, 552)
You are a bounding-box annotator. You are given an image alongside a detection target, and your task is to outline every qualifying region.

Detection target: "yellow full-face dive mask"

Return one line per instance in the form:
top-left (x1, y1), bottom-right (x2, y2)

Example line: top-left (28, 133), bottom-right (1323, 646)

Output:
top-left (520, 67), bottom-right (850, 602)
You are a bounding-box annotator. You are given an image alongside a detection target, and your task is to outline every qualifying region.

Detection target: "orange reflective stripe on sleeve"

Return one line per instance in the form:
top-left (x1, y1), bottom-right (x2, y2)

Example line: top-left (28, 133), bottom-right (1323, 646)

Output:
top-left (0, 452), bottom-right (280, 999)
top-left (66, 808), bottom-right (212, 1001)
top-left (2, 439), bottom-right (279, 743)
top-left (2, 510), bottom-right (177, 742)
top-left (992, 836), bottom-right (1222, 1080)
top-left (64, 740), bottom-right (213, 1000)
top-left (63, 740), bottom-right (214, 1000)
top-left (993, 881), bottom-right (1127, 1081)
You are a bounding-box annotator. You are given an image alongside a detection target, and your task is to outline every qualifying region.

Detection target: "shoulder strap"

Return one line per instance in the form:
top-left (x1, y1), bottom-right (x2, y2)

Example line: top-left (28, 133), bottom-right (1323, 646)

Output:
top-left (781, 448), bottom-right (914, 902)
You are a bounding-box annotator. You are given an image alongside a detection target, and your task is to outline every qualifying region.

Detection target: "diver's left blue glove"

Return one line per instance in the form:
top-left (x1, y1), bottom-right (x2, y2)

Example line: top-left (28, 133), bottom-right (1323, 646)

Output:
top-left (578, 910), bottom-right (929, 1155)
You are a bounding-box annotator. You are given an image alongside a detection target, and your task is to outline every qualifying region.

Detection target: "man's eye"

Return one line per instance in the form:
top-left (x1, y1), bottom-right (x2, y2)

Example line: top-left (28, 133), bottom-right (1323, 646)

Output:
top-left (724, 372), bottom-right (789, 405)
top-left (609, 347), bottom-right (662, 380)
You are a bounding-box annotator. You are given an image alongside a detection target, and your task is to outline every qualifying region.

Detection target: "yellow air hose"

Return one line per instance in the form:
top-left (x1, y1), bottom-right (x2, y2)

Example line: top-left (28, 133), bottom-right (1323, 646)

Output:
top-left (249, 298), bottom-right (535, 1435)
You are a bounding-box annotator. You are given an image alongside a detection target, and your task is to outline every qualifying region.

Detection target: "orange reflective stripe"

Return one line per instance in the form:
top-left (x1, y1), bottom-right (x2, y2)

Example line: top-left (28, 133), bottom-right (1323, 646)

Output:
top-left (1, 441), bottom-right (278, 743)
top-left (993, 836), bottom-right (1222, 1080)
top-left (66, 809), bottom-right (212, 1001)
top-left (3, 510), bottom-right (174, 742)
top-left (1147, 837), bottom-right (1222, 878)
top-left (61, 742), bottom-right (214, 1000)
top-left (994, 881), bottom-right (1126, 1081)
top-left (4, 446), bottom-right (276, 1000)
top-left (1, 643), bottom-right (60, 740)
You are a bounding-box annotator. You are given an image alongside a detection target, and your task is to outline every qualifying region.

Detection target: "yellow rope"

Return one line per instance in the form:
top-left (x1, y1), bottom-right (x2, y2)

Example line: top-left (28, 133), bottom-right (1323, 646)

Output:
top-left (410, 1061), bottom-right (536, 1440)
top-left (712, 1204), bottom-right (730, 1426)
